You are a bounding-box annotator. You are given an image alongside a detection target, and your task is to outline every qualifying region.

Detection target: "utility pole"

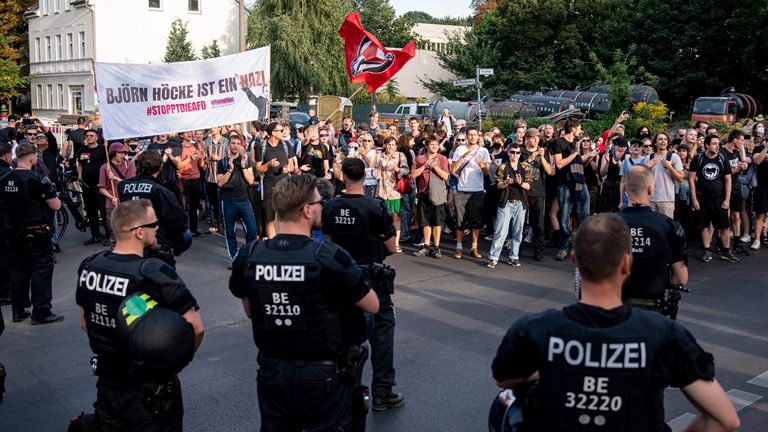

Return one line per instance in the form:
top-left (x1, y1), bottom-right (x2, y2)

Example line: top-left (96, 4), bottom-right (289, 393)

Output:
top-left (239, 0), bottom-right (245, 52)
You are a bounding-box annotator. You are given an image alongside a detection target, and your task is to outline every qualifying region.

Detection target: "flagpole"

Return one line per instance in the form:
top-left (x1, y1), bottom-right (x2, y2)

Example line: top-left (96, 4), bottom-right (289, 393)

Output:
top-left (323, 86), bottom-right (365, 123)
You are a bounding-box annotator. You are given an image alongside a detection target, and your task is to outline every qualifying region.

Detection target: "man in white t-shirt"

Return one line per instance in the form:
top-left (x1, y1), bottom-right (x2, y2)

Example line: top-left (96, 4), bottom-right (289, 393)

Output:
top-left (437, 107), bottom-right (456, 137)
top-left (450, 127), bottom-right (491, 259)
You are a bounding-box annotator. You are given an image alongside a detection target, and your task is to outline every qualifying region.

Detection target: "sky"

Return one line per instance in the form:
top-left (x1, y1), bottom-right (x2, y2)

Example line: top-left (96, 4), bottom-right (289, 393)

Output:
top-left (390, 0), bottom-right (473, 18)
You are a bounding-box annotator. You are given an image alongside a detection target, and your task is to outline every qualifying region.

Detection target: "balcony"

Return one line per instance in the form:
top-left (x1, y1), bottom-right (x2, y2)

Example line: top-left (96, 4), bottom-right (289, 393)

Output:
top-left (30, 58), bottom-right (93, 76)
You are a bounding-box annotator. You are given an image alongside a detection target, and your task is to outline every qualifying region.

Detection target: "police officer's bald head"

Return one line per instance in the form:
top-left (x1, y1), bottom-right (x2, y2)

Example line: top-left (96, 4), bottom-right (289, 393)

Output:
top-left (624, 165), bottom-right (653, 202)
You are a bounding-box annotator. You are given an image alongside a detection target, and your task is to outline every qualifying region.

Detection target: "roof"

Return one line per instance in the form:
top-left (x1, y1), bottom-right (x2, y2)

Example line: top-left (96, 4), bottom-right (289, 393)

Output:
top-left (412, 23), bottom-right (469, 44)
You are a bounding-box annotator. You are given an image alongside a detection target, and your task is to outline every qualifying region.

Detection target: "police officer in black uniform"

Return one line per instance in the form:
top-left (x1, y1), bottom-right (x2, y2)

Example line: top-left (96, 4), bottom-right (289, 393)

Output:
top-left (118, 150), bottom-right (190, 268)
top-left (230, 174), bottom-right (379, 431)
top-left (619, 165), bottom-right (688, 316)
top-left (491, 214), bottom-right (740, 432)
top-left (76, 199), bottom-right (204, 431)
top-left (322, 158), bottom-right (406, 412)
top-left (0, 143), bottom-right (63, 324)
top-left (0, 142), bottom-right (13, 307)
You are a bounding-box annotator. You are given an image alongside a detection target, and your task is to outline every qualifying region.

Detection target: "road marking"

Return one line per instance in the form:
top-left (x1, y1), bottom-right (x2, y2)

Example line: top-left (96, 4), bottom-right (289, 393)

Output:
top-left (747, 370), bottom-right (768, 389)
top-left (669, 412), bottom-right (696, 432)
top-left (668, 388), bottom-right (762, 431)
top-left (726, 388), bottom-right (762, 412)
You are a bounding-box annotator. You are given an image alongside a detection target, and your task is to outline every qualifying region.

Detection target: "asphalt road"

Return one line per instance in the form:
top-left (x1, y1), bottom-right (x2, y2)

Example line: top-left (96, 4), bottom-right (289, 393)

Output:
top-left (1, 226), bottom-right (766, 431)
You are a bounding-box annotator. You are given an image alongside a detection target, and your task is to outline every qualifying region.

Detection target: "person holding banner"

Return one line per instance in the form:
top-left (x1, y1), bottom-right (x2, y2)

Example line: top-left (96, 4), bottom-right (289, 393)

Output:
top-left (177, 131), bottom-right (206, 237)
top-left (98, 142), bottom-right (136, 245)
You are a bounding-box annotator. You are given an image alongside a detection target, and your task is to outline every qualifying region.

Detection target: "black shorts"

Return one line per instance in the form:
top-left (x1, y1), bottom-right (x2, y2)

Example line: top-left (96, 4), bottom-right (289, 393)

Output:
top-left (454, 191), bottom-right (485, 229)
top-left (697, 200), bottom-right (730, 230)
top-left (260, 190), bottom-right (277, 223)
top-left (754, 185), bottom-right (768, 214)
top-left (418, 195), bottom-right (446, 227)
top-left (730, 192), bottom-right (745, 213)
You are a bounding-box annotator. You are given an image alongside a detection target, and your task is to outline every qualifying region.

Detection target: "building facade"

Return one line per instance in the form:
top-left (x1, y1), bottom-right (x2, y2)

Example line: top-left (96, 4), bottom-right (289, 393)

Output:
top-left (26, 0), bottom-right (241, 120)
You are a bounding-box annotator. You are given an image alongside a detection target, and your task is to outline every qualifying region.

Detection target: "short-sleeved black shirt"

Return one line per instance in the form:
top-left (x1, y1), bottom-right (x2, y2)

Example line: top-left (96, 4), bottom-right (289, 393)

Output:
top-left (301, 142), bottom-right (331, 178)
top-left (77, 145), bottom-right (108, 185)
top-left (322, 194), bottom-right (393, 265)
top-left (551, 137), bottom-right (576, 185)
top-left (147, 141), bottom-right (182, 183)
top-left (520, 148), bottom-right (547, 197)
top-left (690, 151), bottom-right (731, 201)
top-left (720, 147), bottom-right (742, 194)
top-left (254, 140), bottom-right (296, 192)
top-left (217, 156), bottom-right (251, 202)
top-left (67, 128), bottom-right (86, 155)
top-left (753, 145), bottom-right (768, 186)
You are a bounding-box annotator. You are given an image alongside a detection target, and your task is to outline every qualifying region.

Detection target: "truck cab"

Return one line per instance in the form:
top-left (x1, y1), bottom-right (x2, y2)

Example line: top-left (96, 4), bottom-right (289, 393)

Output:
top-left (380, 103), bottom-right (431, 132)
top-left (692, 97), bottom-right (738, 124)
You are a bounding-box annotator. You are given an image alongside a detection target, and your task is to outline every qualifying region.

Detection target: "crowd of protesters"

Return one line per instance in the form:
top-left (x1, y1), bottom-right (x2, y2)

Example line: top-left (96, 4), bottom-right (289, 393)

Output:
top-left (1, 108), bottom-right (767, 272)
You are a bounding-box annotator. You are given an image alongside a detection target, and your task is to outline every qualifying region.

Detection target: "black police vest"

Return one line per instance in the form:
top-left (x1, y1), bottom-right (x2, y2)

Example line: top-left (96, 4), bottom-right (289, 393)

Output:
top-left (324, 195), bottom-right (386, 265)
top-left (243, 239), bottom-right (344, 360)
top-left (620, 207), bottom-right (670, 298)
top-left (528, 309), bottom-right (668, 432)
top-left (77, 251), bottom-right (144, 362)
top-left (118, 175), bottom-right (157, 202)
top-left (0, 170), bottom-right (52, 226)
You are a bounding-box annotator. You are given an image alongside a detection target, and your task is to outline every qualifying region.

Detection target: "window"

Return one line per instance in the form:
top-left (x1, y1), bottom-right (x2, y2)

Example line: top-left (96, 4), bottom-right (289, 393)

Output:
top-left (45, 36), bottom-right (51, 61)
top-left (188, 0), bottom-right (199, 12)
top-left (58, 84), bottom-right (65, 108)
top-left (54, 0), bottom-right (60, 13)
top-left (34, 38), bottom-right (41, 62)
top-left (47, 84), bottom-right (54, 108)
top-left (42, 0), bottom-right (49, 15)
top-left (79, 31), bottom-right (86, 58)
top-left (64, 0), bottom-right (70, 11)
top-left (149, 0), bottom-right (161, 9)
top-left (55, 35), bottom-right (62, 60)
top-left (67, 33), bottom-right (73, 59)
top-left (36, 85), bottom-right (43, 109)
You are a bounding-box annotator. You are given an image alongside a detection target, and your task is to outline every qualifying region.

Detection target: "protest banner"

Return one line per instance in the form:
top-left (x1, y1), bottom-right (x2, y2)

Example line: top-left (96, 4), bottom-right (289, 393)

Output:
top-left (94, 46), bottom-right (270, 139)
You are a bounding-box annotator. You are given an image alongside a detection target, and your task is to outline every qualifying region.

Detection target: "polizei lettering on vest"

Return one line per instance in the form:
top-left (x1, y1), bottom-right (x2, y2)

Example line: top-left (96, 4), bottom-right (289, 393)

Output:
top-left (254, 265), bottom-right (306, 282)
top-left (547, 337), bottom-right (647, 369)
top-left (78, 270), bottom-right (130, 297)
top-left (122, 182), bottom-right (153, 194)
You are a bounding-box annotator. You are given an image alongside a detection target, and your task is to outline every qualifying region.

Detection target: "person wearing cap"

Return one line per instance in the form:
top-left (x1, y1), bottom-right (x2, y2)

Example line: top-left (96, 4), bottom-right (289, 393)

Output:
top-left (520, 127), bottom-right (552, 261)
top-left (99, 142), bottom-right (137, 244)
top-left (76, 199), bottom-right (203, 431)
top-left (0, 143), bottom-right (63, 325)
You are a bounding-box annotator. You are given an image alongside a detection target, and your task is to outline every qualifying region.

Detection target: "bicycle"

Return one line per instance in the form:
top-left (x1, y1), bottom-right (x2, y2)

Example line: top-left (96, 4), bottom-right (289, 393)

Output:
top-left (55, 172), bottom-right (90, 242)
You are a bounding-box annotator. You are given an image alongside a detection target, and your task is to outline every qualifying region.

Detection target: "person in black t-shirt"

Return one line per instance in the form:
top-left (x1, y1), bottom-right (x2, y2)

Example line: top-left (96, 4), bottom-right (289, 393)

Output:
top-left (254, 122), bottom-right (297, 239)
top-left (689, 135), bottom-right (736, 263)
top-left (491, 214), bottom-right (739, 432)
top-left (721, 130), bottom-right (750, 255)
top-left (299, 126), bottom-right (331, 178)
top-left (217, 136), bottom-right (257, 266)
top-left (520, 128), bottom-right (552, 261)
top-left (77, 129), bottom-right (111, 245)
top-left (751, 141), bottom-right (768, 249)
top-left (146, 134), bottom-right (183, 199)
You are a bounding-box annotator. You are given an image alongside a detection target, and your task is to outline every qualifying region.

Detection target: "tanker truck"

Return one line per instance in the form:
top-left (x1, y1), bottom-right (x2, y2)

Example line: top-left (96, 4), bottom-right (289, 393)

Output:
top-left (691, 91), bottom-right (761, 125)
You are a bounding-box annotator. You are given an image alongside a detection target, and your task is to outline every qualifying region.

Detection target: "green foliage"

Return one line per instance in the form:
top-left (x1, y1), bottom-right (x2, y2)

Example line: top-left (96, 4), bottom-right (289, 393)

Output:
top-left (247, 0), bottom-right (353, 103)
top-left (164, 18), bottom-right (197, 62)
top-left (400, 11), bottom-right (472, 26)
top-left (201, 40), bottom-right (221, 59)
top-left (353, 0), bottom-right (420, 47)
top-left (0, 35), bottom-right (28, 103)
top-left (624, 102), bottom-right (669, 136)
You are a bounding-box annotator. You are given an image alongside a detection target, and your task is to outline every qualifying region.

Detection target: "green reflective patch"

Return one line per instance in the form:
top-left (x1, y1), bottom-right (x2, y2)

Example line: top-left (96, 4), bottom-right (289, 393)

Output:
top-left (121, 294), bottom-right (157, 326)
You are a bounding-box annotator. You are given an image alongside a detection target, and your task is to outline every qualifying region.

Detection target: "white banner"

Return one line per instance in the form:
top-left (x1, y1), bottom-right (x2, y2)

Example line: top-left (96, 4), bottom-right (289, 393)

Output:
top-left (95, 46), bottom-right (270, 139)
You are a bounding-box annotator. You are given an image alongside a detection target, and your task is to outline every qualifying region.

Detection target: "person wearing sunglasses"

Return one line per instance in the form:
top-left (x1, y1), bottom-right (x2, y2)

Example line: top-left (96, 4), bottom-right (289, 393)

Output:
top-left (76, 199), bottom-right (204, 431)
top-left (255, 122), bottom-right (297, 239)
top-left (487, 144), bottom-right (530, 268)
top-left (618, 139), bottom-right (650, 211)
top-left (231, 173), bottom-right (380, 431)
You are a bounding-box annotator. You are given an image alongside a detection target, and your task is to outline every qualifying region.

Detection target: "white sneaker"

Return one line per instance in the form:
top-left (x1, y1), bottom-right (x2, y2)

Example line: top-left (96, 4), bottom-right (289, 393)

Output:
top-left (740, 234), bottom-right (751, 243)
top-left (751, 239), bottom-right (761, 250)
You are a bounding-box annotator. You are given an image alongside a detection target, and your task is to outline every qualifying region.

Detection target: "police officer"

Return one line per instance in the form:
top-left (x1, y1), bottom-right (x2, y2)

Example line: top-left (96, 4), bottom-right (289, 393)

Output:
top-left (491, 214), bottom-right (740, 432)
top-left (76, 199), bottom-right (204, 431)
top-left (230, 174), bottom-right (379, 431)
top-left (619, 165), bottom-right (688, 314)
top-left (322, 158), bottom-right (406, 412)
top-left (118, 150), bottom-right (190, 268)
top-left (0, 142), bottom-right (13, 307)
top-left (0, 143), bottom-right (63, 324)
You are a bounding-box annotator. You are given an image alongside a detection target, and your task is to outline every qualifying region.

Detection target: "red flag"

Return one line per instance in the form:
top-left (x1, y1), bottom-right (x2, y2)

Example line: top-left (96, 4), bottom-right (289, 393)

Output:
top-left (338, 12), bottom-right (415, 94)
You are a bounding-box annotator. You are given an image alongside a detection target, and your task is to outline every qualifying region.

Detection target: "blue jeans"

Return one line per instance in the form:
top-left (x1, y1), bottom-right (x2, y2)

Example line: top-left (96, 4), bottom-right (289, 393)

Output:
top-left (488, 201), bottom-right (526, 261)
top-left (557, 185), bottom-right (590, 250)
top-left (222, 199), bottom-right (258, 261)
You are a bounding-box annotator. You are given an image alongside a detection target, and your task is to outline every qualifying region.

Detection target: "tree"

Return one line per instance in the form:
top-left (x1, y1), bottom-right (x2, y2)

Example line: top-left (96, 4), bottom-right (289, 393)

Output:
top-left (247, 0), bottom-right (353, 102)
top-left (401, 11), bottom-right (472, 26)
top-left (0, 35), bottom-right (28, 108)
top-left (352, 0), bottom-right (419, 48)
top-left (164, 18), bottom-right (196, 62)
top-left (201, 40), bottom-right (221, 59)
top-left (0, 0), bottom-right (36, 112)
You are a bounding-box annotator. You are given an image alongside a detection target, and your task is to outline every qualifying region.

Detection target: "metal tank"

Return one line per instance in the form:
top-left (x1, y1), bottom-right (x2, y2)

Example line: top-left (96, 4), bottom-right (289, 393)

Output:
top-left (587, 85), bottom-right (660, 105)
top-left (479, 98), bottom-right (538, 120)
top-left (430, 100), bottom-right (476, 122)
top-left (545, 90), bottom-right (611, 118)
top-left (721, 92), bottom-right (761, 119)
top-left (508, 93), bottom-right (574, 117)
